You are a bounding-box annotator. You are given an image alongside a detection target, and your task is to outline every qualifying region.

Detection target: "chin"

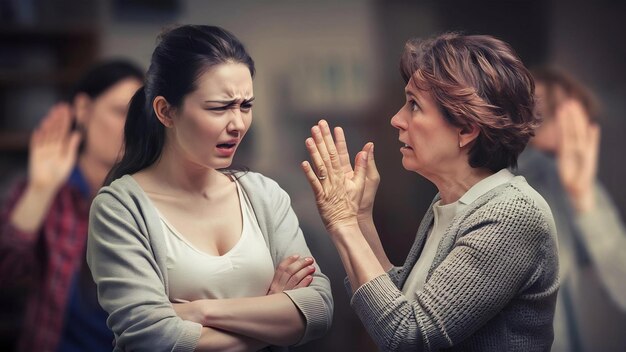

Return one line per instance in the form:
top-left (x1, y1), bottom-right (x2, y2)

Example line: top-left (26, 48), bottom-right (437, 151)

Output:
top-left (400, 159), bottom-right (418, 173)
top-left (211, 159), bottom-right (234, 170)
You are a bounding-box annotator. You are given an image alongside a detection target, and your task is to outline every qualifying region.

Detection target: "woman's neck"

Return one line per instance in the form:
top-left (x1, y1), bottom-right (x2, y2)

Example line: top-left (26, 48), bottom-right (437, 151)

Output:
top-left (426, 163), bottom-right (494, 205)
top-left (147, 143), bottom-right (225, 197)
top-left (77, 154), bottom-right (110, 198)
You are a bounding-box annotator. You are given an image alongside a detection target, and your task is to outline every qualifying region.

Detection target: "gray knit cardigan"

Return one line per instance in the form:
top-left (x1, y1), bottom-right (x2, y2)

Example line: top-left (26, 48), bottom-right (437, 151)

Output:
top-left (87, 172), bottom-right (333, 352)
top-left (349, 175), bottom-right (559, 351)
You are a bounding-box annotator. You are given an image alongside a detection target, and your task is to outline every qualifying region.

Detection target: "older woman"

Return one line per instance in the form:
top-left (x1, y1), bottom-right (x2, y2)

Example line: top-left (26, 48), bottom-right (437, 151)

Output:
top-left (302, 33), bottom-right (559, 351)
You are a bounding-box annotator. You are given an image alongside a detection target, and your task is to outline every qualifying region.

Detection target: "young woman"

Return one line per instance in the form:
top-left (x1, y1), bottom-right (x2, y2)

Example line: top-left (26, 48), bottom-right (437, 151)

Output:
top-left (87, 25), bottom-right (332, 351)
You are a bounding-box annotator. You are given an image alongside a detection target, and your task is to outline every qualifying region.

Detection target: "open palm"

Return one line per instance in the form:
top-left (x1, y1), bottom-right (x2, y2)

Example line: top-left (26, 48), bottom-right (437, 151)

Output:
top-left (333, 128), bottom-right (379, 220)
top-left (301, 120), bottom-right (370, 232)
top-left (556, 100), bottom-right (600, 212)
top-left (29, 103), bottom-right (82, 191)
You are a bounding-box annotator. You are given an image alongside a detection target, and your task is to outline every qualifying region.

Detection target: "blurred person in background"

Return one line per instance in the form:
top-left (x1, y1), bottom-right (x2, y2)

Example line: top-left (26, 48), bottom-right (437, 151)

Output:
top-left (301, 33), bottom-right (559, 351)
top-left (87, 25), bottom-right (332, 351)
top-left (0, 60), bottom-right (143, 351)
top-left (517, 67), bottom-right (626, 351)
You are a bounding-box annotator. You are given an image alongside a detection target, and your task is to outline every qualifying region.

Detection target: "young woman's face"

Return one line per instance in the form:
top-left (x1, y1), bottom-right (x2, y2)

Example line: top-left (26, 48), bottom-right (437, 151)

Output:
top-left (390, 79), bottom-right (461, 176)
top-left (169, 63), bottom-right (253, 170)
top-left (82, 78), bottom-right (142, 167)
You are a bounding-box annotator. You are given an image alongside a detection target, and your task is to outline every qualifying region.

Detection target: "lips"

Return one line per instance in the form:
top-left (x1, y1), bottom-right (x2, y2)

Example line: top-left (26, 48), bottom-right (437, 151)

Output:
top-left (216, 139), bottom-right (239, 149)
top-left (217, 142), bottom-right (236, 149)
top-left (215, 139), bottom-right (239, 157)
top-left (399, 140), bottom-right (413, 150)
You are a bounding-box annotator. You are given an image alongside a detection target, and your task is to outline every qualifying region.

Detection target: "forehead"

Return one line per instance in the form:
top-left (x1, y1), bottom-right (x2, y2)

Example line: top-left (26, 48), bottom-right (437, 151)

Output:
top-left (94, 78), bottom-right (142, 104)
top-left (194, 63), bottom-right (253, 98)
top-left (404, 78), bottom-right (432, 102)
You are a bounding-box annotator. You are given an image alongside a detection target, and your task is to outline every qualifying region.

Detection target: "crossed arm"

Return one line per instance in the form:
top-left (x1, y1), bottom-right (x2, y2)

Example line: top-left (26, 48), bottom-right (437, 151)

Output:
top-left (173, 256), bottom-right (316, 350)
top-left (87, 189), bottom-right (330, 352)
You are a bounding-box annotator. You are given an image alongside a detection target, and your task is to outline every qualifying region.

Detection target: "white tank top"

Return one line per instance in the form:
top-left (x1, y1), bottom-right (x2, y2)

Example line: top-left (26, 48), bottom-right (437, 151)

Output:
top-left (159, 179), bottom-right (275, 302)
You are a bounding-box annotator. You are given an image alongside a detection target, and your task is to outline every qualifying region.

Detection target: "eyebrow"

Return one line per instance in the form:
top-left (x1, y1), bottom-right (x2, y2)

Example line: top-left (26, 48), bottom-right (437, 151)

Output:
top-left (404, 90), bottom-right (420, 102)
top-left (204, 97), bottom-right (255, 104)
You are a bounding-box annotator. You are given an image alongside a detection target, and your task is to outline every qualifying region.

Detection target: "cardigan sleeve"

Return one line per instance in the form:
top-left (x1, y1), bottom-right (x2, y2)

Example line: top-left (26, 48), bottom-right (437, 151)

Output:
top-left (349, 198), bottom-right (558, 351)
top-left (87, 191), bottom-right (202, 352)
top-left (575, 182), bottom-right (626, 310)
top-left (257, 176), bottom-right (333, 346)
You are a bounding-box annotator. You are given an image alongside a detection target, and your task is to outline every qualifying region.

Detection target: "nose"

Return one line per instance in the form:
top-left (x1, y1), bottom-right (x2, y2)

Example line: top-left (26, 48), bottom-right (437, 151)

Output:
top-left (390, 107), bottom-right (406, 131)
top-left (228, 109), bottom-right (246, 135)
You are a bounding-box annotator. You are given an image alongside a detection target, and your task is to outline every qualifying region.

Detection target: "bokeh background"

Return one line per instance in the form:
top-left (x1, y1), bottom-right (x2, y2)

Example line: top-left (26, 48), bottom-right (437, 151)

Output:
top-left (1, 0), bottom-right (625, 350)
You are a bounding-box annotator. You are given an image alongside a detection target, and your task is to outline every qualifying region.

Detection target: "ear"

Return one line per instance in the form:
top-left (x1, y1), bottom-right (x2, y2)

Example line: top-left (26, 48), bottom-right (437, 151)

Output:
top-left (153, 96), bottom-right (175, 128)
top-left (458, 124), bottom-right (480, 149)
top-left (73, 93), bottom-right (91, 126)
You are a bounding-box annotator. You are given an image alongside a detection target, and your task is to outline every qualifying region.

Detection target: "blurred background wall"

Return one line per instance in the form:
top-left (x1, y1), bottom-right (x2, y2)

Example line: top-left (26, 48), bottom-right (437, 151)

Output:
top-left (1, 0), bottom-right (624, 350)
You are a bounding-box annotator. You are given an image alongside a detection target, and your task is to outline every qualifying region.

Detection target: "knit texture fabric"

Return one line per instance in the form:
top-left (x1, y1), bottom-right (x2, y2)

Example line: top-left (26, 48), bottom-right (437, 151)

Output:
top-left (349, 176), bottom-right (559, 351)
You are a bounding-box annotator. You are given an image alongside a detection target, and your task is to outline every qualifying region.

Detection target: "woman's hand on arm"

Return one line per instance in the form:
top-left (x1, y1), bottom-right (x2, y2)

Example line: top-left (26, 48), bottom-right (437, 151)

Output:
top-left (267, 255), bottom-right (316, 294)
top-left (172, 254), bottom-right (315, 346)
top-left (174, 294), bottom-right (306, 346)
top-left (301, 119), bottom-right (388, 290)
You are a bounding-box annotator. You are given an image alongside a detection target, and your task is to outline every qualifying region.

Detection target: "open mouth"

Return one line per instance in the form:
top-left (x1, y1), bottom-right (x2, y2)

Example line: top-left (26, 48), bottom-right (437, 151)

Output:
top-left (401, 143), bottom-right (413, 150)
top-left (217, 143), bottom-right (236, 149)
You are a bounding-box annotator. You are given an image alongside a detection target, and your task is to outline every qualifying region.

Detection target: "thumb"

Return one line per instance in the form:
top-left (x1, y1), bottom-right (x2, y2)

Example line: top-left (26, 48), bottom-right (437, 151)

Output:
top-left (67, 130), bottom-right (82, 156)
top-left (353, 150), bottom-right (368, 188)
top-left (366, 143), bottom-right (379, 179)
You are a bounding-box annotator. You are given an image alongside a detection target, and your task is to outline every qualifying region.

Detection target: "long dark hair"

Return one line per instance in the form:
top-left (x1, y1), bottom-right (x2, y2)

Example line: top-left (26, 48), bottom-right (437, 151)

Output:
top-left (69, 60), bottom-right (144, 102)
top-left (105, 25), bottom-right (255, 186)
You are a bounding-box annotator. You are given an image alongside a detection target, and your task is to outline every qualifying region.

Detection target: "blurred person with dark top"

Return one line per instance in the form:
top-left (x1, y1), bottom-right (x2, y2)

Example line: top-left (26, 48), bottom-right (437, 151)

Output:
top-left (301, 33), bottom-right (559, 351)
top-left (0, 60), bottom-right (143, 351)
top-left (516, 67), bottom-right (626, 351)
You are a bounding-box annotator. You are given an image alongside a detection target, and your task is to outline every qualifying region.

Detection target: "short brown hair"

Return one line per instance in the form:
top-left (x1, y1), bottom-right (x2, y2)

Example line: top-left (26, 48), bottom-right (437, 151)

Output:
top-left (400, 33), bottom-right (538, 171)
top-left (531, 67), bottom-right (600, 122)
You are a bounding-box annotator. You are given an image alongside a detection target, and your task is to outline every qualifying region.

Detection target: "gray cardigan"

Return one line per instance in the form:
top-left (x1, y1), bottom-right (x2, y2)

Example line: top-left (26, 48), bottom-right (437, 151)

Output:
top-left (349, 176), bottom-right (559, 351)
top-left (87, 172), bottom-right (333, 352)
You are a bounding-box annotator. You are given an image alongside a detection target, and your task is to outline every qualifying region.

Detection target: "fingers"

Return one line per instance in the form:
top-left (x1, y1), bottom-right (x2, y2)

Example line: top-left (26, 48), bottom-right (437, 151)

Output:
top-left (286, 262), bottom-right (315, 289)
top-left (35, 103), bottom-right (73, 148)
top-left (364, 142), bottom-right (380, 182)
top-left (274, 255), bottom-right (301, 287)
top-left (272, 255), bottom-right (315, 291)
top-left (569, 100), bottom-right (587, 147)
top-left (303, 134), bottom-right (328, 193)
top-left (311, 123), bottom-right (335, 180)
top-left (556, 101), bottom-right (574, 157)
top-left (318, 120), bottom-right (342, 172)
top-left (66, 131), bottom-right (82, 155)
top-left (334, 127), bottom-right (353, 174)
top-left (353, 150), bottom-right (368, 189)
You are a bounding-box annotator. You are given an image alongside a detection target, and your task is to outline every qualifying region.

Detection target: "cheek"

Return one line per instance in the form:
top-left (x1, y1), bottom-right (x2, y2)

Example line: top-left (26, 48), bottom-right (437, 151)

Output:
top-left (87, 113), bottom-right (125, 151)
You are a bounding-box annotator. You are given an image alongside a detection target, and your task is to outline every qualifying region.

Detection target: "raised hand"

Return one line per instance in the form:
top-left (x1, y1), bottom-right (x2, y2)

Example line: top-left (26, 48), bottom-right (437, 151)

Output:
top-left (333, 128), bottom-right (380, 221)
top-left (266, 255), bottom-right (316, 294)
top-left (28, 103), bottom-right (82, 192)
top-left (301, 120), bottom-right (368, 233)
top-left (556, 99), bottom-right (601, 213)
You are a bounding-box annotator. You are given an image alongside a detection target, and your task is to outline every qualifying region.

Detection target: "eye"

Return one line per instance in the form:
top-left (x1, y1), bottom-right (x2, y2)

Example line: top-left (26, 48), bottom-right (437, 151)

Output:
top-left (240, 102), bottom-right (253, 112)
top-left (206, 106), bottom-right (229, 111)
top-left (408, 100), bottom-right (420, 112)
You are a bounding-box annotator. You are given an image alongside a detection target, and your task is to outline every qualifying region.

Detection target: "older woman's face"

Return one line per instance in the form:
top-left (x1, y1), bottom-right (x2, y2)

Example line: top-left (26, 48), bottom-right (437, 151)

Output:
top-left (390, 79), bottom-right (461, 176)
